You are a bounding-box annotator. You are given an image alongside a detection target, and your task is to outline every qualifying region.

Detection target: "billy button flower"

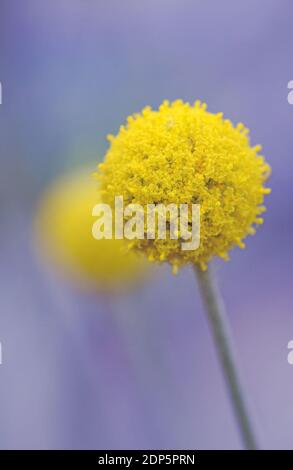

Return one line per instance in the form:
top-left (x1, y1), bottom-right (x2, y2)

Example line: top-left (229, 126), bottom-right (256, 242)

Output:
top-left (96, 100), bottom-right (271, 449)
top-left (97, 100), bottom-right (270, 273)
top-left (35, 169), bottom-right (147, 293)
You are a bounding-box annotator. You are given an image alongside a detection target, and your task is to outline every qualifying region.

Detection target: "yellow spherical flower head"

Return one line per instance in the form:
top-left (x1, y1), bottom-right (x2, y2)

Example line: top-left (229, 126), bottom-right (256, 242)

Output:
top-left (97, 100), bottom-right (270, 272)
top-left (35, 169), bottom-right (147, 291)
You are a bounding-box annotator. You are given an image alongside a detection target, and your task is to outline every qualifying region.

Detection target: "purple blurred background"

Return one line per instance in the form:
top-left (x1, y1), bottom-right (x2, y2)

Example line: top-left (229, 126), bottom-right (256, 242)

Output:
top-left (0, 0), bottom-right (293, 449)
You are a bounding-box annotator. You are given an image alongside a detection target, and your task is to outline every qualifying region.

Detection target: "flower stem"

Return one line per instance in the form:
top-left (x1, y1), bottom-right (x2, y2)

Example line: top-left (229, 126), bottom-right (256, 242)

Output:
top-left (193, 264), bottom-right (258, 450)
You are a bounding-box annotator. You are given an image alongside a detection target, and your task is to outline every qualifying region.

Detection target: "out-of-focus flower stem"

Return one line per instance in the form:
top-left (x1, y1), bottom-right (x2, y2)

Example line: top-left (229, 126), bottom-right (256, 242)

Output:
top-left (194, 264), bottom-right (258, 450)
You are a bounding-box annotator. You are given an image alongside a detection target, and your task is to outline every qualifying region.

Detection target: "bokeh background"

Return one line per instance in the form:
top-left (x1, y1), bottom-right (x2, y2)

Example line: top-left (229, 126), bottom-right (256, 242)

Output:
top-left (0, 0), bottom-right (292, 450)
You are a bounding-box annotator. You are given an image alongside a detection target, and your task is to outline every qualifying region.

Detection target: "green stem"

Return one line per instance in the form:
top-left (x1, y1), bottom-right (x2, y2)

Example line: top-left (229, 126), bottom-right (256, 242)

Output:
top-left (194, 264), bottom-right (258, 450)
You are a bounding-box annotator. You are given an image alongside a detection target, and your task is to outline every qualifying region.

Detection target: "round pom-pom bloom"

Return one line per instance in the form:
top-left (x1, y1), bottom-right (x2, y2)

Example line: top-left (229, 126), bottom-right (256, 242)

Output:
top-left (35, 169), bottom-right (147, 291)
top-left (97, 100), bottom-right (270, 272)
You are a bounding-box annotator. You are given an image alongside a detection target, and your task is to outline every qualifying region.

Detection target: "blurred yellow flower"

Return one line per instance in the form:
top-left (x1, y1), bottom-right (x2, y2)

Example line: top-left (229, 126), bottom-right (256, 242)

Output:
top-left (35, 169), bottom-right (147, 291)
top-left (97, 100), bottom-right (270, 271)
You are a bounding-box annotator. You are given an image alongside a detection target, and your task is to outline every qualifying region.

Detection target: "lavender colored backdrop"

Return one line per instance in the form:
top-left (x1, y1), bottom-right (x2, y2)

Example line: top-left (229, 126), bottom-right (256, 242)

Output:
top-left (0, 0), bottom-right (292, 449)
